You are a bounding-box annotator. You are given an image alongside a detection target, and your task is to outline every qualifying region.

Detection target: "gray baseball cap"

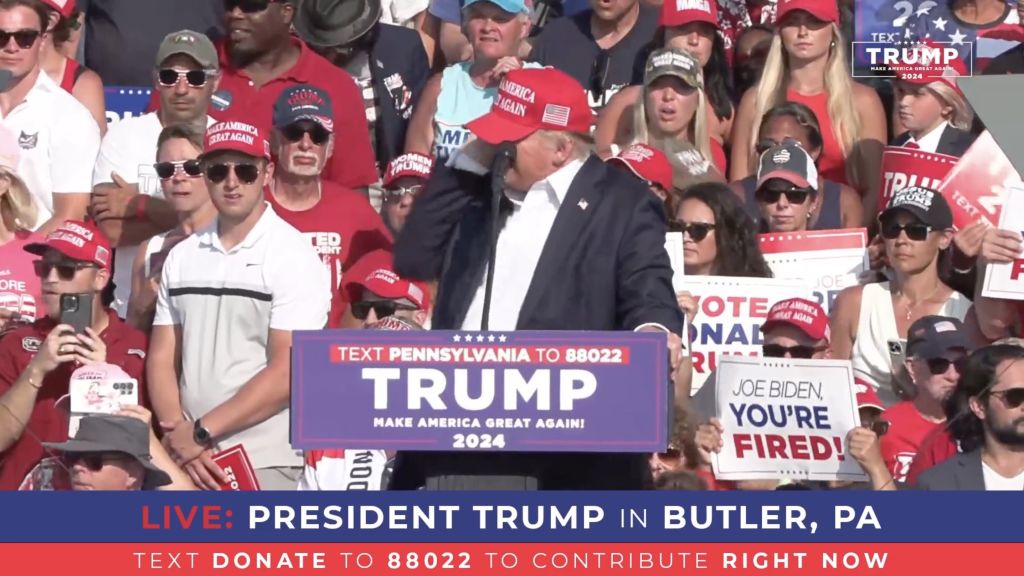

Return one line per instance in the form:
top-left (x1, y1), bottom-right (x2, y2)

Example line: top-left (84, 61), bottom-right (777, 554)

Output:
top-left (155, 29), bottom-right (218, 70)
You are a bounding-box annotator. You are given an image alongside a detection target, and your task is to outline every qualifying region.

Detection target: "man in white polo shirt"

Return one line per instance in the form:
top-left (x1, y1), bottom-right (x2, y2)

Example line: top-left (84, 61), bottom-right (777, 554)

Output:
top-left (148, 120), bottom-right (330, 491)
top-left (0, 0), bottom-right (99, 235)
top-left (91, 29), bottom-right (219, 318)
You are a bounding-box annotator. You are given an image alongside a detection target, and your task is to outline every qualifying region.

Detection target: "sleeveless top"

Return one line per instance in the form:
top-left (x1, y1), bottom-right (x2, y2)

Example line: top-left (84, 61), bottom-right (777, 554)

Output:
top-left (433, 61), bottom-right (542, 162)
top-left (59, 59), bottom-right (86, 94)
top-left (785, 89), bottom-right (848, 186)
top-left (710, 138), bottom-right (727, 176)
top-left (741, 176), bottom-right (842, 231)
top-left (851, 282), bottom-right (971, 407)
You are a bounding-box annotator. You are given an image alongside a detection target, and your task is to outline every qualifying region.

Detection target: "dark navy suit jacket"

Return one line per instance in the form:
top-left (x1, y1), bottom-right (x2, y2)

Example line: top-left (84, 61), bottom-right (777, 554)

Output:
top-left (370, 24), bottom-right (430, 169)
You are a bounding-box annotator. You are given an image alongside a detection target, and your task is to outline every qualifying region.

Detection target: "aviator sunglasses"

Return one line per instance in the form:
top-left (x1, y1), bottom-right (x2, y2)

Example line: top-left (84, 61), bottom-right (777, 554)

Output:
top-left (205, 162), bottom-right (261, 184)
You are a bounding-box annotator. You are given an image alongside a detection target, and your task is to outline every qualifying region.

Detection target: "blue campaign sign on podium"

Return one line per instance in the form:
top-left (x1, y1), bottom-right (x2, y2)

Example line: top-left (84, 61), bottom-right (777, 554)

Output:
top-left (291, 330), bottom-right (671, 453)
top-left (105, 86), bottom-right (152, 125)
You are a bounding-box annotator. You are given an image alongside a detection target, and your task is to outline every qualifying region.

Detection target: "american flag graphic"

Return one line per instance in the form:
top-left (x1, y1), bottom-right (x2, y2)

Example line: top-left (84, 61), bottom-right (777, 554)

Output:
top-left (541, 104), bottom-right (571, 127)
top-left (907, 1), bottom-right (1022, 73)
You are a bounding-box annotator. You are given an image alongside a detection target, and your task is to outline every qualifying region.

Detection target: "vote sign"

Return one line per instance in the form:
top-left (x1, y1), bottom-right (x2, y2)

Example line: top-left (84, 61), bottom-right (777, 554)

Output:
top-left (292, 330), bottom-right (670, 453)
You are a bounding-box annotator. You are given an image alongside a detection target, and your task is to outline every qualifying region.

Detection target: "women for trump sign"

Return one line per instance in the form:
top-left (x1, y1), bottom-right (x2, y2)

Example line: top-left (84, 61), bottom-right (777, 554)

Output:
top-left (291, 330), bottom-right (670, 453)
top-left (711, 357), bottom-right (865, 482)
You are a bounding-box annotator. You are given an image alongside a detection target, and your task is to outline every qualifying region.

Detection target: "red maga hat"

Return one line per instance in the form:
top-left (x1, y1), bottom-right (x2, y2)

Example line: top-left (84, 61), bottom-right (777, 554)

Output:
top-left (659, 0), bottom-right (718, 28)
top-left (608, 143), bottom-right (674, 192)
top-left (776, 0), bottom-right (839, 23)
top-left (25, 220), bottom-right (112, 270)
top-left (760, 297), bottom-right (830, 342)
top-left (466, 67), bottom-right (593, 144)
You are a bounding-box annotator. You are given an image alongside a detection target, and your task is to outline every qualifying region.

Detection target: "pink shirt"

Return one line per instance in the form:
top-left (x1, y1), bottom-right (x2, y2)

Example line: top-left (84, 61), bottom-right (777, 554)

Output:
top-left (0, 230), bottom-right (45, 324)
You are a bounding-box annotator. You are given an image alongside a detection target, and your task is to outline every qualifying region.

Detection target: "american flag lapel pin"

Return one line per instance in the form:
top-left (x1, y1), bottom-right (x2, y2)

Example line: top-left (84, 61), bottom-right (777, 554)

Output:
top-left (578, 199), bottom-right (589, 211)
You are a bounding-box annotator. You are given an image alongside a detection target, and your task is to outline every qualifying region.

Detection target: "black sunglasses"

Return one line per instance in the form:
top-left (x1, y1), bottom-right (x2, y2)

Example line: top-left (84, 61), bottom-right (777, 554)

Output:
top-left (990, 388), bottom-right (1024, 409)
top-left (33, 260), bottom-right (96, 280)
top-left (225, 0), bottom-right (280, 13)
top-left (669, 221), bottom-right (716, 242)
top-left (871, 419), bottom-right (891, 437)
top-left (762, 343), bottom-right (824, 359)
top-left (756, 187), bottom-right (813, 205)
top-left (351, 301), bottom-right (415, 320)
top-left (0, 29), bottom-right (40, 50)
top-left (385, 185), bottom-right (423, 201)
top-left (881, 221), bottom-right (933, 241)
top-left (755, 137), bottom-right (801, 155)
top-left (63, 452), bottom-right (127, 472)
top-left (925, 356), bottom-right (966, 375)
top-left (157, 68), bottom-right (215, 88)
top-left (281, 123), bottom-right (331, 146)
top-left (154, 160), bottom-right (203, 180)
top-left (205, 162), bottom-right (261, 184)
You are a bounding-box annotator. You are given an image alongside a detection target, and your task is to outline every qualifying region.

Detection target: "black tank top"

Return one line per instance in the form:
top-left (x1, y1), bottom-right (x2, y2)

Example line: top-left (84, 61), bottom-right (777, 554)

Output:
top-left (741, 176), bottom-right (843, 231)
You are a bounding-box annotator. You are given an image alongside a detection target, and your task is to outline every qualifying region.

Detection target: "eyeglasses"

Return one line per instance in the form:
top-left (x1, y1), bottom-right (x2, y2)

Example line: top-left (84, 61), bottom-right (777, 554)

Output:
top-left (762, 343), bottom-right (825, 359)
top-left (385, 185), bottom-right (423, 201)
top-left (669, 221), bottom-right (716, 242)
top-left (925, 356), bottom-right (966, 375)
top-left (154, 160), bottom-right (203, 180)
top-left (351, 301), bottom-right (416, 320)
top-left (281, 123), bottom-right (331, 146)
top-left (0, 29), bottom-right (40, 50)
top-left (880, 221), bottom-right (933, 241)
top-left (756, 187), bottom-right (813, 205)
top-left (33, 260), bottom-right (96, 280)
top-left (205, 162), bottom-right (261, 184)
top-left (157, 68), bottom-right (217, 88)
top-left (653, 448), bottom-right (682, 468)
top-left (63, 452), bottom-right (128, 472)
top-left (990, 388), bottom-right (1024, 409)
top-left (225, 0), bottom-right (280, 13)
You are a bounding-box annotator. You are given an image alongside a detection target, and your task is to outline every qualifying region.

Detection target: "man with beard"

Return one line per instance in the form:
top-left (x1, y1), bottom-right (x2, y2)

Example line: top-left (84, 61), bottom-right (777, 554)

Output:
top-left (266, 86), bottom-right (393, 327)
top-left (918, 344), bottom-right (1024, 490)
top-left (152, 0), bottom-right (378, 190)
top-left (881, 316), bottom-right (971, 484)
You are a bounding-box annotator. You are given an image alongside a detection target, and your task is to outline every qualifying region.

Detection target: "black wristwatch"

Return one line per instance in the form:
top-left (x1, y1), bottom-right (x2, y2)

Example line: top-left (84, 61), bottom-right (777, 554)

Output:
top-left (193, 419), bottom-right (213, 446)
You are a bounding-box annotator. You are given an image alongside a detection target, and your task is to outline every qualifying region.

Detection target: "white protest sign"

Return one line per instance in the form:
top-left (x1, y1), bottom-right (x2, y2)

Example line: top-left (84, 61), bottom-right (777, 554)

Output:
top-left (711, 356), bottom-right (866, 482)
top-left (664, 231), bottom-right (685, 291)
top-left (759, 229), bottom-right (868, 315)
top-left (982, 185), bottom-right (1024, 300)
top-left (684, 276), bottom-right (812, 394)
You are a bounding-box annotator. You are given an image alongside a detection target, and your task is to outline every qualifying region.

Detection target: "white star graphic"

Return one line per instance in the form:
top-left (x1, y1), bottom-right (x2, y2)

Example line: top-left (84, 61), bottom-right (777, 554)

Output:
top-left (453, 334), bottom-right (462, 342)
top-left (499, 335), bottom-right (507, 343)
top-left (949, 29), bottom-right (967, 46)
top-left (933, 17), bottom-right (947, 31)
top-left (915, 1), bottom-right (935, 17)
top-left (904, 27), bottom-right (914, 39)
top-left (476, 335), bottom-right (485, 342)
top-left (464, 333), bottom-right (474, 342)
top-left (487, 335), bottom-right (495, 342)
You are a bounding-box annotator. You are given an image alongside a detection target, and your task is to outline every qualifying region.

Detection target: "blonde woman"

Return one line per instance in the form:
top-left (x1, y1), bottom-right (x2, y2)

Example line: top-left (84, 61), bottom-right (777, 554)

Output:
top-left (729, 0), bottom-right (886, 219)
top-left (0, 127), bottom-right (42, 332)
top-left (891, 64), bottom-right (976, 157)
top-left (600, 48), bottom-right (715, 176)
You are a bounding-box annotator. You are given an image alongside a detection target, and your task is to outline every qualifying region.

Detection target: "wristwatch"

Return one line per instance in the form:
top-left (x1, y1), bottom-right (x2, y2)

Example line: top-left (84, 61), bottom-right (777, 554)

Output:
top-left (193, 419), bottom-right (213, 446)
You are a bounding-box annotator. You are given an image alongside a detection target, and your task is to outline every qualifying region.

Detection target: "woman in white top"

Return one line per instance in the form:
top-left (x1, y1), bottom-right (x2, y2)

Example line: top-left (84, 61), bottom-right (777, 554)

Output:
top-left (831, 186), bottom-right (971, 407)
top-left (126, 124), bottom-right (216, 330)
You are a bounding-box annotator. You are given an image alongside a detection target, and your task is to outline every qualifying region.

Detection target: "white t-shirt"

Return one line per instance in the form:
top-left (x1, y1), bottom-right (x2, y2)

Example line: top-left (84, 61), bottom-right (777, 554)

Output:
top-left (0, 70), bottom-right (99, 226)
top-left (153, 205), bottom-right (331, 469)
top-left (92, 112), bottom-right (214, 318)
top-left (982, 462), bottom-right (1024, 491)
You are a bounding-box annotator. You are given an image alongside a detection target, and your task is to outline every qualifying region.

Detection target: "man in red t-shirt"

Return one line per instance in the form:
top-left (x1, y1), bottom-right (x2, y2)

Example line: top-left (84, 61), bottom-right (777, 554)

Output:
top-left (149, 1), bottom-right (378, 189)
top-left (0, 221), bottom-right (149, 489)
top-left (881, 315), bottom-right (971, 483)
top-left (266, 85), bottom-right (393, 327)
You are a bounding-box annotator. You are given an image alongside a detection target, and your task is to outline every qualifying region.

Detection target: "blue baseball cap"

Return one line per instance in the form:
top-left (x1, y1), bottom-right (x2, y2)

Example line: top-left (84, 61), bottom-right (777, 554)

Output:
top-left (272, 85), bottom-right (335, 133)
top-left (463, 0), bottom-right (531, 15)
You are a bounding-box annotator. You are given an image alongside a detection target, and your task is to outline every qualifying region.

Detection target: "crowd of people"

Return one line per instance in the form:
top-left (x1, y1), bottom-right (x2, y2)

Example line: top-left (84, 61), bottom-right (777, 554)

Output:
top-left (0, 0), bottom-right (1022, 491)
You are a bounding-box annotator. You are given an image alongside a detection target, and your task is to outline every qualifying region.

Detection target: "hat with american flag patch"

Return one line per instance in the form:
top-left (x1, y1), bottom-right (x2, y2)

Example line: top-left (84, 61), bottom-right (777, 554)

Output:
top-left (466, 67), bottom-right (593, 144)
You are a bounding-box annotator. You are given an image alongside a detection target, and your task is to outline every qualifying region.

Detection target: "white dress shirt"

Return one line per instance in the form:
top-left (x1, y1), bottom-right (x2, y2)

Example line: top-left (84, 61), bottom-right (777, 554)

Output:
top-left (905, 121), bottom-right (948, 154)
top-left (446, 148), bottom-right (672, 335)
top-left (454, 152), bottom-right (585, 330)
